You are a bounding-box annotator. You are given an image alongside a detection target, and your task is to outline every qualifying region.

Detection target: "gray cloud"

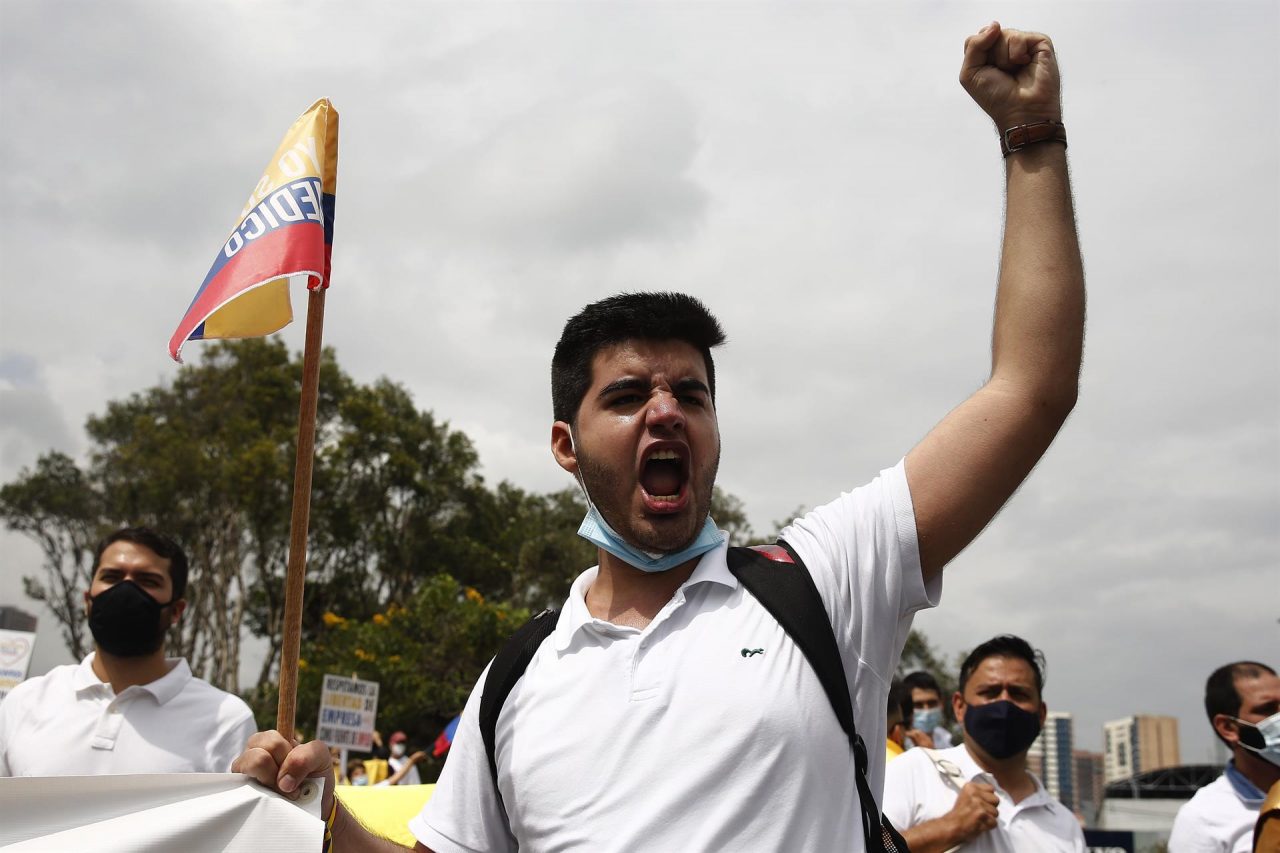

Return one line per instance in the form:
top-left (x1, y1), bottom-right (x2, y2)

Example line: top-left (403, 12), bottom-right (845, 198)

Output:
top-left (1, 1), bottom-right (1276, 766)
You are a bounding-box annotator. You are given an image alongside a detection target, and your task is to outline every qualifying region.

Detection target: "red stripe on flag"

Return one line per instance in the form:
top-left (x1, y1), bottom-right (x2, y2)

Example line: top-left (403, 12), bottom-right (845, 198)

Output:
top-left (169, 223), bottom-right (324, 358)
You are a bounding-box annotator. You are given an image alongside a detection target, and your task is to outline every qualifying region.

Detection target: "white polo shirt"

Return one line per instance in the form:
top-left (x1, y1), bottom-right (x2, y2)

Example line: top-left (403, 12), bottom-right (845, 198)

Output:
top-left (413, 461), bottom-right (939, 853)
top-left (0, 653), bottom-right (257, 776)
top-left (1168, 769), bottom-right (1259, 853)
top-left (882, 743), bottom-right (1085, 852)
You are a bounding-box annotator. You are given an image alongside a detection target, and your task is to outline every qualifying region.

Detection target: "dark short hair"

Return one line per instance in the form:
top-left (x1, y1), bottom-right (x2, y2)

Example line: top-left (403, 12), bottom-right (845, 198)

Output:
top-left (551, 292), bottom-right (726, 424)
top-left (887, 679), bottom-right (912, 728)
top-left (1205, 661), bottom-right (1277, 745)
top-left (958, 635), bottom-right (1045, 697)
top-left (903, 670), bottom-right (943, 698)
top-left (93, 526), bottom-right (190, 601)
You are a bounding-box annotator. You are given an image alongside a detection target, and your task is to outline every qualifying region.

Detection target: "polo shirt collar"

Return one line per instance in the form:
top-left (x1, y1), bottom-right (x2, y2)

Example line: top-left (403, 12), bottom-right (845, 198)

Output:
top-left (1225, 759), bottom-right (1267, 805)
top-left (73, 651), bottom-right (193, 705)
top-left (954, 744), bottom-right (1055, 810)
top-left (553, 540), bottom-right (737, 652)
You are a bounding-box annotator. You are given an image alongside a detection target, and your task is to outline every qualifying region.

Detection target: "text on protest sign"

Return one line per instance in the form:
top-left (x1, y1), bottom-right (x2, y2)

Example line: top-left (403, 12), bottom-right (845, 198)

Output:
top-left (316, 674), bottom-right (379, 749)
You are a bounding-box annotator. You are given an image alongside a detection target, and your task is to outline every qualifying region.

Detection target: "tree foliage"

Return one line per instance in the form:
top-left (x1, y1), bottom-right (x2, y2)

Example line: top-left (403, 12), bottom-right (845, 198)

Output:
top-left (286, 575), bottom-right (524, 782)
top-left (1, 338), bottom-right (763, 708)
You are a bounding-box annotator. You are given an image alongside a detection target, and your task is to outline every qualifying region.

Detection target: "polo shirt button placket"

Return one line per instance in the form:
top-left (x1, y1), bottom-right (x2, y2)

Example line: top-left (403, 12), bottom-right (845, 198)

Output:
top-left (93, 698), bottom-right (126, 751)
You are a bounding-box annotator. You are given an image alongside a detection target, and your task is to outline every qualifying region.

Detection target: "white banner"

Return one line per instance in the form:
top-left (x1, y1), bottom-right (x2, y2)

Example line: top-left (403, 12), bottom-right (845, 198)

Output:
top-left (316, 673), bottom-right (378, 750)
top-left (0, 773), bottom-right (321, 851)
top-left (0, 629), bottom-right (37, 703)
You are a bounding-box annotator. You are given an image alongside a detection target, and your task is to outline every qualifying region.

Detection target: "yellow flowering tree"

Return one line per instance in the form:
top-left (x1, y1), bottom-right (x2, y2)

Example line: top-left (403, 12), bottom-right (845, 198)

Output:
top-left (293, 574), bottom-right (527, 781)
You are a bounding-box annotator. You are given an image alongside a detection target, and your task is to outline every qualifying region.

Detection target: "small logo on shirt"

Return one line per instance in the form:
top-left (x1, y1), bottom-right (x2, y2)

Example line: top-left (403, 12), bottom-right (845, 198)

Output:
top-left (740, 647), bottom-right (764, 658)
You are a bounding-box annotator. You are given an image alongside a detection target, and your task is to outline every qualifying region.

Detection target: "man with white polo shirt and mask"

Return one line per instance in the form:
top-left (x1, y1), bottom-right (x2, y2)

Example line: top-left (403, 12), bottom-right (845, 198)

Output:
top-left (1169, 661), bottom-right (1280, 852)
top-left (235, 21), bottom-right (1086, 853)
top-left (882, 635), bottom-right (1085, 852)
top-left (0, 526), bottom-right (256, 776)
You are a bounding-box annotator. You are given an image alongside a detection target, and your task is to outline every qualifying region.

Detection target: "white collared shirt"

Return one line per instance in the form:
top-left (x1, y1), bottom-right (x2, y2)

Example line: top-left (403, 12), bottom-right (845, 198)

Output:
top-left (883, 743), bottom-right (1086, 852)
top-left (414, 461), bottom-right (938, 853)
top-left (1169, 771), bottom-right (1258, 853)
top-left (0, 653), bottom-right (257, 776)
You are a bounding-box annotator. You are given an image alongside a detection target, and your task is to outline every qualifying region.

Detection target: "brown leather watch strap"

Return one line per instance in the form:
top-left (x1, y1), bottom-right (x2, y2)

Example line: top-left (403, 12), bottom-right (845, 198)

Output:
top-left (1001, 120), bottom-right (1067, 157)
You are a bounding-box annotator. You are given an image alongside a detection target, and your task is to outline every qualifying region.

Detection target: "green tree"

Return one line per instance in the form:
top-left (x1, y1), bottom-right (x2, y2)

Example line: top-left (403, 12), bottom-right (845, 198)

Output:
top-left (0, 452), bottom-right (104, 659)
top-left (295, 574), bottom-right (524, 782)
top-left (1, 337), bottom-right (763, 704)
top-left (898, 629), bottom-right (960, 698)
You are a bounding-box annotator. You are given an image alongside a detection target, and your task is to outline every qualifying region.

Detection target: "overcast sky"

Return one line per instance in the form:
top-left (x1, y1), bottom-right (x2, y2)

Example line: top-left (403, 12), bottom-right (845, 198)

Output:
top-left (1, 1), bottom-right (1276, 762)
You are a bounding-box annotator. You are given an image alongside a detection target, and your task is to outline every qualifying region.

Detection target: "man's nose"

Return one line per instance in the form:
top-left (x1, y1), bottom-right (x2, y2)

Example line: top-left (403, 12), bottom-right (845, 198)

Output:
top-left (646, 390), bottom-right (686, 431)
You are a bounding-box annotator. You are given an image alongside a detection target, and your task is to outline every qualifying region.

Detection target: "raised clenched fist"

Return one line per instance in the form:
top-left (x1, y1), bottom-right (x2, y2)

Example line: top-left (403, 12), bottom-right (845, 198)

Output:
top-left (960, 22), bottom-right (1062, 130)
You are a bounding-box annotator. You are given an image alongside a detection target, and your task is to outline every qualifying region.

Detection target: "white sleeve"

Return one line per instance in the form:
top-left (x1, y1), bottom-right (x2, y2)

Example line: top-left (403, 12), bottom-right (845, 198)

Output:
top-left (209, 699), bottom-right (260, 773)
top-left (0, 692), bottom-right (14, 776)
top-left (779, 460), bottom-right (939, 797)
top-left (409, 663), bottom-right (516, 853)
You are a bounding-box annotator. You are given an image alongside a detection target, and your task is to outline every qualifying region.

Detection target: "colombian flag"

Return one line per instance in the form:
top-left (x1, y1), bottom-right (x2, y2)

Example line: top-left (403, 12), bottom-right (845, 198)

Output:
top-left (169, 99), bottom-right (338, 362)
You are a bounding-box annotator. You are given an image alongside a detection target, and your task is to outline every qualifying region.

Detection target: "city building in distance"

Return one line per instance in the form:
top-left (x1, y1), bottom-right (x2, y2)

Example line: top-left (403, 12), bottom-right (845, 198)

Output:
top-left (1029, 711), bottom-right (1076, 810)
top-left (1104, 715), bottom-right (1180, 784)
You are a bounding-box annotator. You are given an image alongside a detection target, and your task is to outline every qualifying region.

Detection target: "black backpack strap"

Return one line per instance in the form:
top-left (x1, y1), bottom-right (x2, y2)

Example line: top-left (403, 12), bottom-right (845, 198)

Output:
top-left (727, 544), bottom-right (909, 853)
top-left (479, 607), bottom-right (559, 801)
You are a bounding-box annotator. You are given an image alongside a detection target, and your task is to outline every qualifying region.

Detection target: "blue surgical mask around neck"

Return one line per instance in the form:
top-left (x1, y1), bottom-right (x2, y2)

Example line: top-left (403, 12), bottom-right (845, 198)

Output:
top-left (571, 431), bottom-right (725, 573)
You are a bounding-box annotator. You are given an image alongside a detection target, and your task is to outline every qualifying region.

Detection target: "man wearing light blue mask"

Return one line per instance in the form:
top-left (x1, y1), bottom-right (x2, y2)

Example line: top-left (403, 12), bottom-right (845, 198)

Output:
top-left (903, 670), bottom-right (955, 750)
top-left (1170, 661), bottom-right (1280, 852)
top-left (234, 23), bottom-right (1089, 852)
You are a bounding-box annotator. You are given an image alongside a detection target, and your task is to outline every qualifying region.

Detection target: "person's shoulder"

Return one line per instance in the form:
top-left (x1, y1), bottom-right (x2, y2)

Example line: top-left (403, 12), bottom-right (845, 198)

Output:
top-left (1171, 773), bottom-right (1232, 836)
top-left (180, 668), bottom-right (255, 718)
top-left (1180, 772), bottom-right (1231, 808)
top-left (1, 663), bottom-right (76, 708)
top-left (886, 742), bottom-right (939, 779)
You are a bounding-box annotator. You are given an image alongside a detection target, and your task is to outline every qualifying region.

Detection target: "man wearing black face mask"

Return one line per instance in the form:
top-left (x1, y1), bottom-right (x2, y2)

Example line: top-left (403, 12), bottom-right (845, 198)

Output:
top-left (882, 635), bottom-right (1085, 852)
top-left (0, 527), bottom-right (256, 776)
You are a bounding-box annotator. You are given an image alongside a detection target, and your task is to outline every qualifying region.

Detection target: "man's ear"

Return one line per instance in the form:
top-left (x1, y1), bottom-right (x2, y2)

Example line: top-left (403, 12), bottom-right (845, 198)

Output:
top-left (952, 691), bottom-right (966, 725)
top-left (83, 590), bottom-right (92, 616)
top-left (1039, 702), bottom-right (1048, 727)
top-left (169, 598), bottom-right (187, 626)
top-left (1213, 713), bottom-right (1240, 746)
top-left (551, 421), bottom-right (578, 476)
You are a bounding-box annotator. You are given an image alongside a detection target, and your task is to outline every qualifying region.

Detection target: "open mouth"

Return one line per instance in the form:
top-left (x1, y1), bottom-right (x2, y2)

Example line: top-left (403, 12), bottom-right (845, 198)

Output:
top-left (639, 447), bottom-right (688, 509)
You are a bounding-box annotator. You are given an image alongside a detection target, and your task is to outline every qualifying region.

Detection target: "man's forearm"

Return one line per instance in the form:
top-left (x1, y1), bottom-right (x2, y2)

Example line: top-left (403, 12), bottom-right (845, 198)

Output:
top-left (901, 814), bottom-right (967, 853)
top-left (989, 141), bottom-right (1085, 414)
top-left (331, 801), bottom-right (427, 852)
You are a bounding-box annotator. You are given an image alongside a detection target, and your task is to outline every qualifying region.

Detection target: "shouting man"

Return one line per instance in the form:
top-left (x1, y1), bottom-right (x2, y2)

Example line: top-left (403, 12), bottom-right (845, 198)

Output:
top-left (236, 21), bottom-right (1085, 853)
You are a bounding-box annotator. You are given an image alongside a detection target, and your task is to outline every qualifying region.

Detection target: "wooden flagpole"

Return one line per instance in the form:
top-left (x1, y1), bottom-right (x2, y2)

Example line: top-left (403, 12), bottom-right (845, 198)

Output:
top-left (276, 286), bottom-right (327, 739)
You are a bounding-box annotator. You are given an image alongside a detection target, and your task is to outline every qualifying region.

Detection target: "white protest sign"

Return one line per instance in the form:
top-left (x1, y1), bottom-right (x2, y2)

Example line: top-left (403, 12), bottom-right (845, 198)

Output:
top-left (316, 673), bottom-right (379, 749)
top-left (0, 629), bottom-right (37, 703)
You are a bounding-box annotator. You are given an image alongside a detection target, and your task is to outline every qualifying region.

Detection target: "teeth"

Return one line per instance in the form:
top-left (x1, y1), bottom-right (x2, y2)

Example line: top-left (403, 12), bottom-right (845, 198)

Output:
top-left (649, 450), bottom-right (681, 461)
top-left (650, 494), bottom-right (679, 501)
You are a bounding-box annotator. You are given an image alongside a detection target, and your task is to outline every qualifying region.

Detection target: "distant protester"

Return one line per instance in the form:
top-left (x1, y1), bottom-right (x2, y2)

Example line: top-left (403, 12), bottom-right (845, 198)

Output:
top-left (386, 732), bottom-right (427, 786)
top-left (887, 679), bottom-right (914, 761)
top-left (1170, 661), bottom-right (1280, 852)
top-left (903, 670), bottom-right (954, 749)
top-left (0, 527), bottom-right (256, 776)
top-left (882, 635), bottom-right (1085, 852)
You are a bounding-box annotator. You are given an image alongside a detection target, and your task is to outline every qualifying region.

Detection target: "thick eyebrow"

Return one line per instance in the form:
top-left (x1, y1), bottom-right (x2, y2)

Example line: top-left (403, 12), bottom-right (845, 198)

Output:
top-left (673, 378), bottom-right (711, 396)
top-left (597, 377), bottom-right (711, 400)
top-left (597, 377), bottom-right (648, 400)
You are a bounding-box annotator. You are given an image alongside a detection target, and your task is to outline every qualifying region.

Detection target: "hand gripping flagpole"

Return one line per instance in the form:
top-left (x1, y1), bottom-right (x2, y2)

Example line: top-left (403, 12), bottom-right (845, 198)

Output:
top-left (276, 285), bottom-right (326, 739)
